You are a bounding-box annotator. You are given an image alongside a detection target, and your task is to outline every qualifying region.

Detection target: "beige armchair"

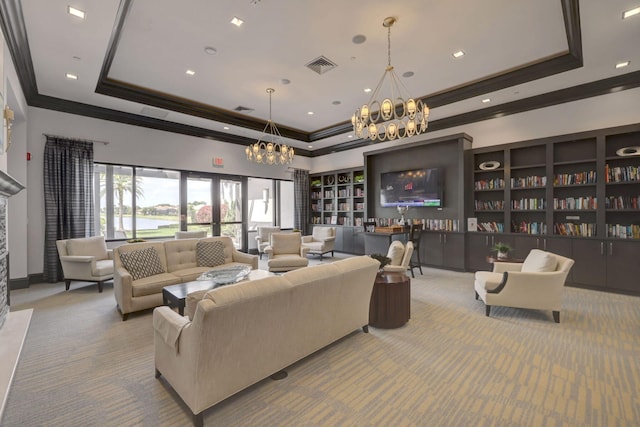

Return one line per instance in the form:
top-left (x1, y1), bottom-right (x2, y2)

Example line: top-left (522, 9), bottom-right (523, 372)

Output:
top-left (255, 226), bottom-right (281, 259)
top-left (56, 236), bottom-right (114, 293)
top-left (264, 232), bottom-right (309, 272)
top-left (474, 249), bottom-right (575, 323)
top-left (383, 241), bottom-right (414, 274)
top-left (301, 226), bottom-right (336, 260)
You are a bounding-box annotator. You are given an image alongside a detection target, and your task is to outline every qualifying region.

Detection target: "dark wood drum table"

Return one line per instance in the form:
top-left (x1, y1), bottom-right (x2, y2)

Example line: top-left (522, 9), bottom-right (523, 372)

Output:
top-left (369, 271), bottom-right (411, 329)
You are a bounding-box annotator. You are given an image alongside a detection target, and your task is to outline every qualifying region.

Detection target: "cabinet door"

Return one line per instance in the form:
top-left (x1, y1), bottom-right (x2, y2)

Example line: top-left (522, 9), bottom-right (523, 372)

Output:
top-left (606, 240), bottom-right (640, 294)
top-left (423, 232), bottom-right (444, 266)
top-left (351, 228), bottom-right (365, 255)
top-left (512, 235), bottom-right (541, 259)
top-left (542, 237), bottom-right (574, 282)
top-left (570, 240), bottom-right (606, 287)
top-left (442, 233), bottom-right (465, 269)
top-left (466, 233), bottom-right (493, 271)
top-left (333, 227), bottom-right (345, 252)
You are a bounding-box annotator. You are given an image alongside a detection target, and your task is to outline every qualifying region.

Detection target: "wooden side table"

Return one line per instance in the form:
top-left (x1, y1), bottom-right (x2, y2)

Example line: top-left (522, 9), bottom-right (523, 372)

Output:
top-left (369, 271), bottom-right (411, 329)
top-left (485, 255), bottom-right (525, 264)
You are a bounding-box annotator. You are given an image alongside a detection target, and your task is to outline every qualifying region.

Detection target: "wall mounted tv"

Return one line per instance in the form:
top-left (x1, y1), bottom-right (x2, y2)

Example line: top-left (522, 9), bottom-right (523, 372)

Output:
top-left (380, 168), bottom-right (443, 207)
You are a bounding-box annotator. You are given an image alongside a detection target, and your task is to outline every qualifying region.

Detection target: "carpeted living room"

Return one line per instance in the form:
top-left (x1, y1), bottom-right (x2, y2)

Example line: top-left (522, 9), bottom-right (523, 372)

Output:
top-left (3, 253), bottom-right (639, 426)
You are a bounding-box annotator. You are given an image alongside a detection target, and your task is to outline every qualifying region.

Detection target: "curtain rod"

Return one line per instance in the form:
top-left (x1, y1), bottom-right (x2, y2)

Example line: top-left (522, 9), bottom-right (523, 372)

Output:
top-left (43, 133), bottom-right (109, 145)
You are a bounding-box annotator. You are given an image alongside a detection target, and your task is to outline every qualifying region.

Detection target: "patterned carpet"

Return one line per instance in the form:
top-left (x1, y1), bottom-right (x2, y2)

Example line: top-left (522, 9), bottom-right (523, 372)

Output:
top-left (3, 257), bottom-right (639, 426)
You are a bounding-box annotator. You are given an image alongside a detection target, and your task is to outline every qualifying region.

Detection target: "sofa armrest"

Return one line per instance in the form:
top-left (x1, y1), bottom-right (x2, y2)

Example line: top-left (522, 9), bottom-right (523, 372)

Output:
top-left (492, 262), bottom-right (523, 273)
top-left (264, 246), bottom-right (274, 258)
top-left (232, 250), bottom-right (259, 269)
top-left (320, 237), bottom-right (336, 243)
top-left (113, 266), bottom-right (134, 314)
top-left (107, 249), bottom-right (114, 260)
top-left (301, 235), bottom-right (313, 243)
top-left (301, 247), bottom-right (310, 257)
top-left (153, 306), bottom-right (190, 352)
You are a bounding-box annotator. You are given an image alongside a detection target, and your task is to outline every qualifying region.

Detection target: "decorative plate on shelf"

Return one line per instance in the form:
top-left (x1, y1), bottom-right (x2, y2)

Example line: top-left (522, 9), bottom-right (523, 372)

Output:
top-left (615, 146), bottom-right (640, 157)
top-left (197, 265), bottom-right (251, 285)
top-left (479, 161), bottom-right (501, 170)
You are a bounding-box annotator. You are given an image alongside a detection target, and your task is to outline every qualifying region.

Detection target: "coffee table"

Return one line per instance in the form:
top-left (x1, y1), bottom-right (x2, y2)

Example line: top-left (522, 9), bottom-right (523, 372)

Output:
top-left (163, 269), bottom-right (272, 315)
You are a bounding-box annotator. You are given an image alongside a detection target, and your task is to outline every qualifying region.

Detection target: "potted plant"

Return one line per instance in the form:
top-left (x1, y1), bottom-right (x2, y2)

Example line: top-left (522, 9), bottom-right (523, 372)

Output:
top-left (492, 242), bottom-right (512, 259)
top-left (369, 253), bottom-right (391, 274)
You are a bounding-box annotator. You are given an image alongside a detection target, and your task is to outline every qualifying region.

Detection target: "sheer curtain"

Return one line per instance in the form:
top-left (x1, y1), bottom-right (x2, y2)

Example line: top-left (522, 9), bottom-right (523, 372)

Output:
top-left (293, 169), bottom-right (310, 236)
top-left (42, 136), bottom-right (95, 282)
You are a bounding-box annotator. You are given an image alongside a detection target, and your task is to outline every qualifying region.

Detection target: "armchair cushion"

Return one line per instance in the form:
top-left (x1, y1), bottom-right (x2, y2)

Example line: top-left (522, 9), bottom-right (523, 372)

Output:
top-left (196, 240), bottom-right (226, 267)
top-left (387, 241), bottom-right (405, 266)
top-left (66, 236), bottom-right (108, 260)
top-left (521, 249), bottom-right (558, 273)
top-left (119, 247), bottom-right (166, 281)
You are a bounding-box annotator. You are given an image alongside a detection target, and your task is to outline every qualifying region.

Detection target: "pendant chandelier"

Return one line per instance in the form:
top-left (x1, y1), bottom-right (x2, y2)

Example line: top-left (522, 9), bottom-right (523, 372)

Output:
top-left (245, 88), bottom-right (294, 165)
top-left (352, 17), bottom-right (429, 142)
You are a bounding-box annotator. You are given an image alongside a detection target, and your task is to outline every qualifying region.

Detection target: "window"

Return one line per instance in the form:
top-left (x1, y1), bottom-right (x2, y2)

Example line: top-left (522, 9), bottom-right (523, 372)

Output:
top-left (96, 164), bottom-right (180, 240)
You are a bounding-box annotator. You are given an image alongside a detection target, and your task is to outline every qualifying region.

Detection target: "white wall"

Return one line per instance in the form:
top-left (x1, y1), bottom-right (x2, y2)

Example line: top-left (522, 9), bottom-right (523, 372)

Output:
top-left (310, 87), bottom-right (640, 173)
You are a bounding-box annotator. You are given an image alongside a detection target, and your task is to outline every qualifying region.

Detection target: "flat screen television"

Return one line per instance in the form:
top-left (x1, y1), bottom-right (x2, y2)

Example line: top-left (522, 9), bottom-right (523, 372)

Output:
top-left (380, 168), bottom-right (443, 207)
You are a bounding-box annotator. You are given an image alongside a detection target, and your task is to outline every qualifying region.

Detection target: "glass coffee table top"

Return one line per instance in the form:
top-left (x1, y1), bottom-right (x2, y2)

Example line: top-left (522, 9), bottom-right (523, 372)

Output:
top-left (196, 265), bottom-right (252, 286)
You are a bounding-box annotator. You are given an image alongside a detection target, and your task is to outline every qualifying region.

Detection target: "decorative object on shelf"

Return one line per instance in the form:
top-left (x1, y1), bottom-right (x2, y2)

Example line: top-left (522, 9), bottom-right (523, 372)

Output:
top-left (397, 205), bottom-right (409, 225)
top-left (370, 253), bottom-right (391, 274)
top-left (616, 146), bottom-right (640, 157)
top-left (3, 105), bottom-right (14, 152)
top-left (351, 16), bottom-right (429, 142)
top-left (326, 175), bottom-right (335, 185)
top-left (245, 88), bottom-right (294, 165)
top-left (492, 242), bottom-right (512, 259)
top-left (354, 173), bottom-right (365, 183)
top-left (479, 160), bottom-right (501, 170)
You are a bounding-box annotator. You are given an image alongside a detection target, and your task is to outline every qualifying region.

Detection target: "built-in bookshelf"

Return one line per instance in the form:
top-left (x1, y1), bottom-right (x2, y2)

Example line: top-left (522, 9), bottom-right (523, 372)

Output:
top-left (309, 168), bottom-right (365, 227)
top-left (472, 150), bottom-right (505, 233)
top-left (604, 131), bottom-right (640, 239)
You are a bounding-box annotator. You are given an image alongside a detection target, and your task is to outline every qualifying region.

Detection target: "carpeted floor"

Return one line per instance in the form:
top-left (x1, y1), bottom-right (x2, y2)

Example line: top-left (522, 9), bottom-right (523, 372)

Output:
top-left (3, 255), bottom-right (639, 426)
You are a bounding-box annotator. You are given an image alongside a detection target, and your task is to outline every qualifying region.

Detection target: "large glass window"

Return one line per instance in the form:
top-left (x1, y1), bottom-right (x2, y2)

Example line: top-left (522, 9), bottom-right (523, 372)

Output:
top-left (96, 164), bottom-right (180, 240)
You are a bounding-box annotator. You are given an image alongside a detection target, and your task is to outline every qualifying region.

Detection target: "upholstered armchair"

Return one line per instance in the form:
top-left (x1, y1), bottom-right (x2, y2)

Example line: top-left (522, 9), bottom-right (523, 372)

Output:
top-left (383, 241), bottom-right (414, 274)
top-left (264, 232), bottom-right (309, 272)
top-left (255, 226), bottom-right (281, 259)
top-left (474, 249), bottom-right (575, 323)
top-left (175, 230), bottom-right (207, 239)
top-left (301, 226), bottom-right (336, 260)
top-left (56, 236), bottom-right (114, 293)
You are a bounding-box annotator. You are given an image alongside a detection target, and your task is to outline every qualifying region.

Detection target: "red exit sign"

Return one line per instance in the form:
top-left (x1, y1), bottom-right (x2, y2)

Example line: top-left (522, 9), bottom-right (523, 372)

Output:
top-left (212, 157), bottom-right (224, 168)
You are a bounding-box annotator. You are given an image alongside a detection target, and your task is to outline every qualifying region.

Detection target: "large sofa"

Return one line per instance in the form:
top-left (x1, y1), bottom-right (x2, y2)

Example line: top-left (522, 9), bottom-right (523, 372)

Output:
top-left (113, 236), bottom-right (258, 320)
top-left (153, 255), bottom-right (380, 426)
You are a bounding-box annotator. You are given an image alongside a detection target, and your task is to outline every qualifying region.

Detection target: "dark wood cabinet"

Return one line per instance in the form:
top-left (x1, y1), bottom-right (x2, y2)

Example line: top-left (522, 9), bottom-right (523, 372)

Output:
top-left (606, 240), bottom-right (640, 294)
top-left (423, 231), bottom-right (465, 270)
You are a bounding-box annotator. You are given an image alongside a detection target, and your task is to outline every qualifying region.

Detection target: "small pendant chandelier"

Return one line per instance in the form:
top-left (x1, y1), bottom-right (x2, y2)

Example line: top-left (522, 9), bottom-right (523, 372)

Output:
top-left (352, 17), bottom-right (429, 142)
top-left (245, 88), bottom-right (294, 165)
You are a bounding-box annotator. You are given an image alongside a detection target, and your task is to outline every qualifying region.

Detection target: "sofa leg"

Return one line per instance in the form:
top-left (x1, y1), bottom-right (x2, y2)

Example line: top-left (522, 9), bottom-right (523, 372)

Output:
top-left (362, 325), bottom-right (369, 333)
top-left (485, 305), bottom-right (491, 317)
top-left (122, 313), bottom-right (129, 321)
top-left (97, 281), bottom-right (104, 293)
top-left (270, 370), bottom-right (288, 380)
top-left (65, 279), bottom-right (71, 291)
top-left (155, 368), bottom-right (161, 378)
top-left (475, 291), bottom-right (479, 300)
top-left (553, 311), bottom-right (560, 323)
top-left (192, 412), bottom-right (203, 427)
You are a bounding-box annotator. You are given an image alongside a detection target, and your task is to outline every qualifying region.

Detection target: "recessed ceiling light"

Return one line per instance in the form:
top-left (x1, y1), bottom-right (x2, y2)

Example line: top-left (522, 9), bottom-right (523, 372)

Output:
top-left (280, 79), bottom-right (291, 85)
top-left (615, 61), bottom-right (630, 69)
top-left (223, 126), bottom-right (230, 130)
top-left (622, 7), bottom-right (640, 19)
top-left (364, 88), bottom-right (372, 93)
top-left (204, 46), bottom-right (217, 55)
top-left (348, 135), bottom-right (353, 138)
top-left (352, 34), bottom-right (366, 44)
top-left (482, 98), bottom-right (491, 103)
top-left (452, 50), bottom-right (465, 58)
top-left (185, 69), bottom-right (195, 76)
top-left (65, 73), bottom-right (78, 80)
top-left (72, 56), bottom-right (81, 61)
top-left (307, 111), bottom-right (314, 115)
top-left (402, 71), bottom-right (414, 78)
top-left (308, 145), bottom-right (313, 149)
top-left (68, 6), bottom-right (85, 19)
top-left (230, 16), bottom-right (244, 26)
top-left (332, 100), bottom-right (341, 105)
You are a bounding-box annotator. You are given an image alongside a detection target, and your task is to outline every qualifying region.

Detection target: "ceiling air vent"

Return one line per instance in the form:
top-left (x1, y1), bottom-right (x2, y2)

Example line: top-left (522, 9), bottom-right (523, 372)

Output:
top-left (234, 106), bottom-right (254, 113)
top-left (306, 56), bottom-right (338, 75)
top-left (140, 106), bottom-right (169, 119)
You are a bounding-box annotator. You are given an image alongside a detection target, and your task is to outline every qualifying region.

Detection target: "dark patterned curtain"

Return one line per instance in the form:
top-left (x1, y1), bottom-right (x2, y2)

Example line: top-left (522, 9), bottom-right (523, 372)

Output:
top-left (43, 137), bottom-right (95, 282)
top-left (293, 169), bottom-right (310, 236)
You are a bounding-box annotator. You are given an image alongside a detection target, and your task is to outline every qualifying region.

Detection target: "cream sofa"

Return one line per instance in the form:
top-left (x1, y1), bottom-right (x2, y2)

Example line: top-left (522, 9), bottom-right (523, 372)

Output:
top-left (153, 255), bottom-right (379, 426)
top-left (113, 236), bottom-right (258, 320)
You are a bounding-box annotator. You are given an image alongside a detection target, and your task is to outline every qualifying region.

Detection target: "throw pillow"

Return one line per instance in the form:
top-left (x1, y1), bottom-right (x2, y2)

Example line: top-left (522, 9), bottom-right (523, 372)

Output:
top-left (119, 247), bottom-right (166, 280)
top-left (387, 241), bottom-right (405, 266)
top-left (521, 249), bottom-right (558, 272)
top-left (197, 240), bottom-right (226, 267)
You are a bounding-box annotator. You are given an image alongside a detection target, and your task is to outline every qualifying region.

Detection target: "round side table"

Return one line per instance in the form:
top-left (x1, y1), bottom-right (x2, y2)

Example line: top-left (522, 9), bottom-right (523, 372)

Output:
top-left (369, 271), bottom-right (411, 328)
